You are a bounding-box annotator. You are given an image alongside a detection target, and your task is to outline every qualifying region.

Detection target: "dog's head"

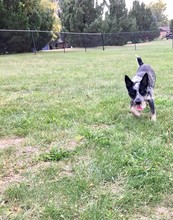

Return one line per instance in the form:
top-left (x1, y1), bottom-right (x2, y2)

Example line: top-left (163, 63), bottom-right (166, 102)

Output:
top-left (125, 73), bottom-right (148, 109)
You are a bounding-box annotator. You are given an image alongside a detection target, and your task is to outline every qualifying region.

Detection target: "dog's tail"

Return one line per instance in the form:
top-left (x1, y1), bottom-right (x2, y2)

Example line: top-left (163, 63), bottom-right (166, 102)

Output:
top-left (135, 55), bottom-right (144, 66)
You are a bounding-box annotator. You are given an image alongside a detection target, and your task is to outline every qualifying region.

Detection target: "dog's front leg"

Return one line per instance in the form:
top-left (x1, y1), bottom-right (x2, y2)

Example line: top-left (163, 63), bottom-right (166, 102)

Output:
top-left (148, 99), bottom-right (156, 121)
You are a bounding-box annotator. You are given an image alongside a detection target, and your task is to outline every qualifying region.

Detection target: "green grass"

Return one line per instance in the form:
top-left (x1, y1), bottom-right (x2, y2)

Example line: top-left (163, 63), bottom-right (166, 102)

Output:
top-left (1, 40), bottom-right (173, 219)
top-left (39, 148), bottom-right (72, 161)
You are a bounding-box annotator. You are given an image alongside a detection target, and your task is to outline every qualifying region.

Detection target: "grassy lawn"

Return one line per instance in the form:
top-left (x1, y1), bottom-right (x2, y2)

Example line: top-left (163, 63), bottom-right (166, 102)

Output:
top-left (1, 40), bottom-right (173, 219)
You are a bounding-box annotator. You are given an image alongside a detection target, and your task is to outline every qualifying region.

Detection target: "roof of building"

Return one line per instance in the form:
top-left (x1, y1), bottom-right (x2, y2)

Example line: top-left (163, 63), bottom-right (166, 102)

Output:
top-left (159, 26), bottom-right (170, 32)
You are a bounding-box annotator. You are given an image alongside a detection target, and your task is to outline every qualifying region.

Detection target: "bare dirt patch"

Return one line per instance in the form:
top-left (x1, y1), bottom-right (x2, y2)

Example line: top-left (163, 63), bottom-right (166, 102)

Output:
top-left (58, 162), bottom-right (74, 178)
top-left (0, 137), bottom-right (24, 150)
top-left (153, 195), bottom-right (173, 219)
top-left (0, 137), bottom-right (42, 193)
top-left (0, 137), bottom-right (77, 194)
top-left (0, 174), bottom-right (26, 194)
top-left (154, 206), bottom-right (173, 219)
top-left (101, 178), bottom-right (125, 195)
top-left (132, 195), bottom-right (173, 220)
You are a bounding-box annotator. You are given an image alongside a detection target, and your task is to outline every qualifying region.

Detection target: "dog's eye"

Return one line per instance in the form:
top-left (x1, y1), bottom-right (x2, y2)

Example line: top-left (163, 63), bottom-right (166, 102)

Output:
top-left (139, 89), bottom-right (147, 96)
top-left (129, 89), bottom-right (136, 99)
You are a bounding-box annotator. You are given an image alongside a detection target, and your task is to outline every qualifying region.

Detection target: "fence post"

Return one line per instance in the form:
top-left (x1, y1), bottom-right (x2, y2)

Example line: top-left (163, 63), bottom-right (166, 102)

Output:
top-left (83, 34), bottom-right (87, 52)
top-left (134, 32), bottom-right (137, 51)
top-left (101, 33), bottom-right (105, 51)
top-left (62, 36), bottom-right (66, 53)
top-left (31, 30), bottom-right (37, 54)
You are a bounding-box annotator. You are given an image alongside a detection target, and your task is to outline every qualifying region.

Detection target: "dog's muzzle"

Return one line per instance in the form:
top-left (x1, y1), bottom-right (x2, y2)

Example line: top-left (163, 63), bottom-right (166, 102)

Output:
top-left (135, 99), bottom-right (142, 105)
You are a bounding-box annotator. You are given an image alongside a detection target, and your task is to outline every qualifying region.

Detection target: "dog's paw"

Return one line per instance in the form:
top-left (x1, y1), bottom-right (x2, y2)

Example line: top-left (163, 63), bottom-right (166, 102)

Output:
top-left (151, 114), bottom-right (156, 122)
top-left (130, 108), bottom-right (141, 117)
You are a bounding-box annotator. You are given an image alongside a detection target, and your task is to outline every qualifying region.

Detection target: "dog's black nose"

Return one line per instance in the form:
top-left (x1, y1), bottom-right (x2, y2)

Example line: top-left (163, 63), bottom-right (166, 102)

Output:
top-left (135, 99), bottom-right (141, 105)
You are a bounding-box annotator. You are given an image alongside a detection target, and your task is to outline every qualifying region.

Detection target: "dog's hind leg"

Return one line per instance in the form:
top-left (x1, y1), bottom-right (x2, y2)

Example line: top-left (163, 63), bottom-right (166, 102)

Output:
top-left (148, 99), bottom-right (156, 121)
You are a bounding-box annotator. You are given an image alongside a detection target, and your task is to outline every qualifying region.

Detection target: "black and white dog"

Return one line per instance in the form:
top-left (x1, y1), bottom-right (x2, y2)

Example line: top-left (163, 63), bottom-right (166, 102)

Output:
top-left (125, 56), bottom-right (156, 121)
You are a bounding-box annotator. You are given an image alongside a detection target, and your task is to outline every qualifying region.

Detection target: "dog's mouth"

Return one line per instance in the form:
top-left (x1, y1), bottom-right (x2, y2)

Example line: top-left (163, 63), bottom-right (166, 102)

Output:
top-left (135, 105), bottom-right (144, 111)
top-left (135, 102), bottom-right (146, 111)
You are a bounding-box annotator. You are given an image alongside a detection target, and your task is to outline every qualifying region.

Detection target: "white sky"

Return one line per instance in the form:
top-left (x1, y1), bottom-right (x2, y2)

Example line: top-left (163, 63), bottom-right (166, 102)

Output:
top-left (98, 0), bottom-right (173, 20)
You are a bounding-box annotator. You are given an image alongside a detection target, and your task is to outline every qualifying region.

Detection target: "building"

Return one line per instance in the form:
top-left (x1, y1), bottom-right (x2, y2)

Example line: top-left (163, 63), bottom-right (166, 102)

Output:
top-left (159, 26), bottom-right (170, 39)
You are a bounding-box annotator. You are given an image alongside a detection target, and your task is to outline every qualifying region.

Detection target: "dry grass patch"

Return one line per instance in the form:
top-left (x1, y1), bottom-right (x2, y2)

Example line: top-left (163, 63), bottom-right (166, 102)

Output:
top-left (49, 134), bottom-right (85, 152)
top-left (0, 174), bottom-right (25, 195)
top-left (100, 177), bottom-right (126, 195)
top-left (154, 206), bottom-right (173, 219)
top-left (0, 137), bottom-right (24, 150)
top-left (131, 195), bottom-right (173, 220)
top-left (0, 137), bottom-right (42, 193)
top-left (153, 194), bottom-right (173, 220)
top-left (55, 160), bottom-right (74, 179)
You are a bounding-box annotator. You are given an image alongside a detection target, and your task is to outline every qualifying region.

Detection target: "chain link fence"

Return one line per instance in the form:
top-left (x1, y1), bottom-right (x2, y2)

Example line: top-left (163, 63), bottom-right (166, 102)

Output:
top-left (0, 29), bottom-right (172, 54)
top-left (0, 29), bottom-right (52, 54)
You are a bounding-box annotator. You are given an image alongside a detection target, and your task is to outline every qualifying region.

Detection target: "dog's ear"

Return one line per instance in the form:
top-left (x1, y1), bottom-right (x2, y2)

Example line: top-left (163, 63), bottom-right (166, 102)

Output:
top-left (125, 75), bottom-right (133, 90)
top-left (140, 73), bottom-right (148, 88)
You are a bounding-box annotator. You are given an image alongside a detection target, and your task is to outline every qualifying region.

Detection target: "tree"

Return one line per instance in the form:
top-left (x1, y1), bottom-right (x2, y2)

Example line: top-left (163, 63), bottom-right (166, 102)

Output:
top-left (59, 0), bottom-right (103, 32)
top-left (0, 0), bottom-right (61, 53)
top-left (58, 0), bottom-right (159, 47)
top-left (102, 0), bottom-right (128, 32)
top-left (149, 0), bottom-right (168, 26)
top-left (129, 0), bottom-right (156, 31)
top-left (59, 0), bottom-right (104, 47)
top-left (129, 0), bottom-right (159, 42)
top-left (102, 0), bottom-right (134, 45)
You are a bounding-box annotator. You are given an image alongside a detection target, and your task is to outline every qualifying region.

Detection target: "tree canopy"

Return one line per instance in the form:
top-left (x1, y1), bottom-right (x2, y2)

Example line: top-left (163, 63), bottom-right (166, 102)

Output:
top-left (149, 0), bottom-right (168, 26)
top-left (59, 0), bottom-right (159, 46)
top-left (0, 0), bottom-right (60, 53)
top-left (59, 0), bottom-right (104, 47)
top-left (127, 0), bottom-right (159, 42)
top-left (59, 0), bottom-right (103, 33)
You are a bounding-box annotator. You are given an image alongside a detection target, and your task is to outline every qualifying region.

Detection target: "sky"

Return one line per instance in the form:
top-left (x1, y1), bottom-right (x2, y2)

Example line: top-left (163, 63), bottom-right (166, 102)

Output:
top-left (98, 0), bottom-right (173, 20)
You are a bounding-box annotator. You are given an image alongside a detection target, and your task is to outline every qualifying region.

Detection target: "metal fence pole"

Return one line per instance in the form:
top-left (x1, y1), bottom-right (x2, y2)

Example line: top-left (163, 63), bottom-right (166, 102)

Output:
top-left (83, 34), bottom-right (87, 52)
top-left (101, 33), bottom-right (105, 51)
top-left (134, 32), bottom-right (137, 51)
top-left (31, 30), bottom-right (37, 54)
